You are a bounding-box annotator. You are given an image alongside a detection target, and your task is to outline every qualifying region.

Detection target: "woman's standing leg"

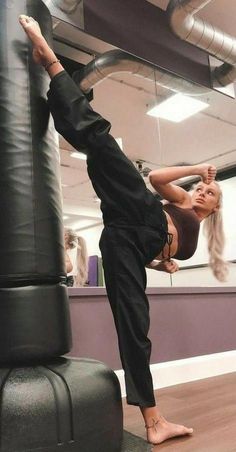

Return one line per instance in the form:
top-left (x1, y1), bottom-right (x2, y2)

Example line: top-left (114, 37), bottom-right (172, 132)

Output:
top-left (100, 227), bottom-right (156, 407)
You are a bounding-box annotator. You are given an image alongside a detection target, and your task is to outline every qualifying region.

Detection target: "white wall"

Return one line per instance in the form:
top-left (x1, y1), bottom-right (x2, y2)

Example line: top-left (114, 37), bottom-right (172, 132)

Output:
top-left (79, 223), bottom-right (103, 256)
top-left (146, 263), bottom-right (235, 287)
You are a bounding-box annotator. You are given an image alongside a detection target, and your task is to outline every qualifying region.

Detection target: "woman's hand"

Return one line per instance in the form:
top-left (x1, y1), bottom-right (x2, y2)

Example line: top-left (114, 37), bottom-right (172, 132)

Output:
top-left (147, 259), bottom-right (179, 273)
top-left (194, 164), bottom-right (217, 184)
top-left (160, 259), bottom-right (179, 273)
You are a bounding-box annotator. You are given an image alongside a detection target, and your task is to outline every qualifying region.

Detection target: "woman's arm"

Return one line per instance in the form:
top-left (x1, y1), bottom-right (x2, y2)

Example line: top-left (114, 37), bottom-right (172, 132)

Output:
top-left (149, 164), bottom-right (216, 204)
top-left (65, 251), bottom-right (73, 273)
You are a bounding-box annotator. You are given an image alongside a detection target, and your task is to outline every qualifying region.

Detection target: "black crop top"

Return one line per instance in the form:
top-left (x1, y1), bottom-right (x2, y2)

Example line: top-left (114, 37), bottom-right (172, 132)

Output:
top-left (162, 204), bottom-right (200, 260)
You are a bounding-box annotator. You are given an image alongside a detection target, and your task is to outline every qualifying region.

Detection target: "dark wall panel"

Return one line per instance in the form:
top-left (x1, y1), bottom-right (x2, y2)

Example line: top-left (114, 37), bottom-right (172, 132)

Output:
top-left (83, 0), bottom-right (211, 89)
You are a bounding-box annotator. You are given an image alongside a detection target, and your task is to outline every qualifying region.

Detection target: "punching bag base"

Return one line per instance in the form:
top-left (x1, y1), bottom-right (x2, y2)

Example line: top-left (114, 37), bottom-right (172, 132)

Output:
top-left (0, 284), bottom-right (72, 364)
top-left (0, 357), bottom-right (123, 452)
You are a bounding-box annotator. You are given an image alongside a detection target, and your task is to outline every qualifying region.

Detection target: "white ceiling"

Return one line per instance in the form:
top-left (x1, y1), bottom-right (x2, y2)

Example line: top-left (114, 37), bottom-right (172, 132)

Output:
top-left (59, 0), bottom-right (236, 230)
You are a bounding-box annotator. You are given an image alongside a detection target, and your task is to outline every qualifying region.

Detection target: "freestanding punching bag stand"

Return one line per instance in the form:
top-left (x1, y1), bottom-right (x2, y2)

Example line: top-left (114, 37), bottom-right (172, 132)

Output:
top-left (0, 1), bottom-right (123, 451)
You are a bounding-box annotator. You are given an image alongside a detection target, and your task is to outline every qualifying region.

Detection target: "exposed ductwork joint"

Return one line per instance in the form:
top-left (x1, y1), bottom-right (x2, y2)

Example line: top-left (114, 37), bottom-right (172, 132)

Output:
top-left (73, 49), bottom-right (210, 96)
top-left (51, 0), bottom-right (82, 13)
top-left (167, 0), bottom-right (236, 87)
top-left (46, 0), bottom-right (214, 97)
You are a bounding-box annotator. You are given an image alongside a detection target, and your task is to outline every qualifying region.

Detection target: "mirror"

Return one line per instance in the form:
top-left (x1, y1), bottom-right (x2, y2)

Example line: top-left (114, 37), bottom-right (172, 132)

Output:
top-left (54, 10), bottom-right (236, 288)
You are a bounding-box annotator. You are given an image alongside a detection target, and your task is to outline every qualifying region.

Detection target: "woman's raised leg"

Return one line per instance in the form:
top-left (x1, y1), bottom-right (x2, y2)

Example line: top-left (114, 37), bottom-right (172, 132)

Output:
top-left (19, 14), bottom-right (194, 445)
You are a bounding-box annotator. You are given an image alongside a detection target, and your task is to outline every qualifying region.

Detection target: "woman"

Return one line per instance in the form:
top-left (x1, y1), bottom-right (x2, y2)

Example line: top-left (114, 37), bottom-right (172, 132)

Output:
top-left (147, 170), bottom-right (227, 282)
top-left (19, 15), bottom-right (227, 445)
top-left (65, 249), bottom-right (73, 275)
top-left (64, 228), bottom-right (88, 287)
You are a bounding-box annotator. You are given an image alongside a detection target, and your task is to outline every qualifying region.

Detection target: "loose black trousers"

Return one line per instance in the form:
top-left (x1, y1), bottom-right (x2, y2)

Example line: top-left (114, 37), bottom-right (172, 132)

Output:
top-left (48, 71), bottom-right (168, 406)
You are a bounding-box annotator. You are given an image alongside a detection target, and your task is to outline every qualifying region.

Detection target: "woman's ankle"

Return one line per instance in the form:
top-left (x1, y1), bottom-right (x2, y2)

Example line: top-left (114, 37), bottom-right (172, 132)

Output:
top-left (140, 406), bottom-right (163, 426)
top-left (35, 45), bottom-right (57, 66)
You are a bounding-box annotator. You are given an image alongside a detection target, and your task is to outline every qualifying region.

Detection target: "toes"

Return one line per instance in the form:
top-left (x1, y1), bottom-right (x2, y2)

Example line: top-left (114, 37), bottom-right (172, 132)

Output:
top-left (19, 14), bottom-right (34, 25)
top-left (19, 14), bottom-right (26, 23)
top-left (182, 426), bottom-right (193, 435)
top-left (19, 14), bottom-right (29, 26)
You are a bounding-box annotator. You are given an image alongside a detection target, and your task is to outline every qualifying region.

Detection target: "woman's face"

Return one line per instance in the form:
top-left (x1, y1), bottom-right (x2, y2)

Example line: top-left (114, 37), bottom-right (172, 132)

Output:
top-left (191, 181), bottom-right (221, 215)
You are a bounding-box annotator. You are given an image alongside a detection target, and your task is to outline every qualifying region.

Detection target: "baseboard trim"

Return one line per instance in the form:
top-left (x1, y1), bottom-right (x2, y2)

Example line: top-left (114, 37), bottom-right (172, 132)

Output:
top-left (115, 350), bottom-right (236, 398)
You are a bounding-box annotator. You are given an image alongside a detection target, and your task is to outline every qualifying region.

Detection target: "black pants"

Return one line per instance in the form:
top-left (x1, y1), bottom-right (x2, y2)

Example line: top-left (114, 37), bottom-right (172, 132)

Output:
top-left (48, 71), bottom-right (168, 406)
top-left (66, 276), bottom-right (74, 287)
top-left (90, 146), bottom-right (167, 406)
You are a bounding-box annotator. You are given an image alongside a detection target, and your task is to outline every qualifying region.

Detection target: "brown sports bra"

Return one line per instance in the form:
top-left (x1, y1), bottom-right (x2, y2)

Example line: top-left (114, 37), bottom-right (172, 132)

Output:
top-left (162, 204), bottom-right (200, 260)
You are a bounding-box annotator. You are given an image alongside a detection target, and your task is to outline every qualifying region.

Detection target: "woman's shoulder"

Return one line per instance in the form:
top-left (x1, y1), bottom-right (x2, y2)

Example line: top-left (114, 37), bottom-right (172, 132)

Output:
top-left (162, 194), bottom-right (192, 210)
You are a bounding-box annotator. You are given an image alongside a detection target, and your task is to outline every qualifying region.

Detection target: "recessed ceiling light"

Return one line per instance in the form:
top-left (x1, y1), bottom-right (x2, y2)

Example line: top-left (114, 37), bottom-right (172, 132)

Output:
top-left (70, 151), bottom-right (87, 160)
top-left (147, 93), bottom-right (209, 122)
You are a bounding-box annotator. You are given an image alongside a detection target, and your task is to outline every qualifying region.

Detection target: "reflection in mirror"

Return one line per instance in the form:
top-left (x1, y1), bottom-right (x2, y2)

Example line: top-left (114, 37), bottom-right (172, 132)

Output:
top-left (58, 46), bottom-right (236, 288)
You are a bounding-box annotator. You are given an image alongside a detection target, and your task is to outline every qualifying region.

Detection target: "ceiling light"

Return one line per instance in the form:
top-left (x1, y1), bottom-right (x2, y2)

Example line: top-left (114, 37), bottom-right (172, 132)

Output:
top-left (70, 151), bottom-right (87, 160)
top-left (63, 215), bottom-right (69, 220)
top-left (147, 93), bottom-right (209, 122)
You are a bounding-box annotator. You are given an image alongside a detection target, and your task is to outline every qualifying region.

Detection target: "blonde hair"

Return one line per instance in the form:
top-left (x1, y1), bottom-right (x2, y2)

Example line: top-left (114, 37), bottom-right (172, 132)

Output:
top-left (202, 182), bottom-right (228, 282)
top-left (65, 228), bottom-right (88, 287)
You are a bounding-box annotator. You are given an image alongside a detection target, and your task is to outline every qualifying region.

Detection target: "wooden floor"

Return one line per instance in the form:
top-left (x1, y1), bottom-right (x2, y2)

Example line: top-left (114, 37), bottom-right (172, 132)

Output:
top-left (123, 372), bottom-right (236, 452)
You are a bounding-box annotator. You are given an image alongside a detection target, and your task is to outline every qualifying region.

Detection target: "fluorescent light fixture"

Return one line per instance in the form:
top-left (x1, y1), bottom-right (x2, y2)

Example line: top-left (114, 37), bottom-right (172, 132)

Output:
top-left (147, 93), bottom-right (209, 122)
top-left (63, 215), bottom-right (69, 220)
top-left (115, 137), bottom-right (123, 150)
top-left (70, 151), bottom-right (87, 160)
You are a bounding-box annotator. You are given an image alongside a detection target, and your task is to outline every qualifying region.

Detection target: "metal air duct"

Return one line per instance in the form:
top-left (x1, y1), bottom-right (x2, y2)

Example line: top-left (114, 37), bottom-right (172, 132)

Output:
top-left (167, 0), bottom-right (236, 86)
top-left (51, 0), bottom-right (82, 13)
top-left (73, 49), bottom-right (210, 96)
top-left (44, 0), bottom-right (213, 95)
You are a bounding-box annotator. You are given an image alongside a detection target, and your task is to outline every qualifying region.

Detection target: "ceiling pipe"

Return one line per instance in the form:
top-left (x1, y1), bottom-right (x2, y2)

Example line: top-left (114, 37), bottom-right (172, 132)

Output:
top-left (73, 49), bottom-right (210, 96)
top-left (51, 0), bottom-right (82, 13)
top-left (167, 0), bottom-right (236, 86)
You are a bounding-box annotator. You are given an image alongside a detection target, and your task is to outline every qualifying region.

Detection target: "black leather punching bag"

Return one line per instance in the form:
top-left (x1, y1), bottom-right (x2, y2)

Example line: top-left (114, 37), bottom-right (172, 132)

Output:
top-left (0, 0), bottom-right (71, 362)
top-left (0, 2), bottom-right (123, 451)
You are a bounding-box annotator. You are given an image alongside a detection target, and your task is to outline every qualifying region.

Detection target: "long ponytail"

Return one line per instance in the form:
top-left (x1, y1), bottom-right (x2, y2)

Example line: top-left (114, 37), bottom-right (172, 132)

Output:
top-left (203, 184), bottom-right (228, 282)
top-left (75, 236), bottom-right (88, 287)
top-left (64, 228), bottom-right (88, 286)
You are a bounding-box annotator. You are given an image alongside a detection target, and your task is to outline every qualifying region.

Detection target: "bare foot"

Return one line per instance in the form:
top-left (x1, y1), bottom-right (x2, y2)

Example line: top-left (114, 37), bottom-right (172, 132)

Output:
top-left (19, 15), bottom-right (55, 66)
top-left (146, 416), bottom-right (193, 445)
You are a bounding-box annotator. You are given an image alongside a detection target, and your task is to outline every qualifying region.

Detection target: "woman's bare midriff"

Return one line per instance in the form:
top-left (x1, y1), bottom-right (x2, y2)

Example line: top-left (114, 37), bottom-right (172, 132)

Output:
top-left (156, 211), bottom-right (178, 260)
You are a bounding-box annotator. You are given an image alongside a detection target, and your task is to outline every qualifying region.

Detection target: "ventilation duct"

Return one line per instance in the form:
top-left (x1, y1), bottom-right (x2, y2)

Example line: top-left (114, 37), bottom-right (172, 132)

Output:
top-left (167, 0), bottom-right (236, 86)
top-left (73, 49), bottom-right (210, 96)
top-left (44, 0), bottom-right (215, 96)
top-left (51, 0), bottom-right (82, 13)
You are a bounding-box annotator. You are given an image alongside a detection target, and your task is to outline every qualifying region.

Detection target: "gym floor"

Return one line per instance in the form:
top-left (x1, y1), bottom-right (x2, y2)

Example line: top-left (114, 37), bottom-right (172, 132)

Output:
top-left (123, 372), bottom-right (236, 451)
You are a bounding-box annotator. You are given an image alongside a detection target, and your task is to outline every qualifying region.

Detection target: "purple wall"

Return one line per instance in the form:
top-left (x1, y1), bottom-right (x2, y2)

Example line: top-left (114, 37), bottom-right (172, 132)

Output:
top-left (68, 287), bottom-right (236, 369)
